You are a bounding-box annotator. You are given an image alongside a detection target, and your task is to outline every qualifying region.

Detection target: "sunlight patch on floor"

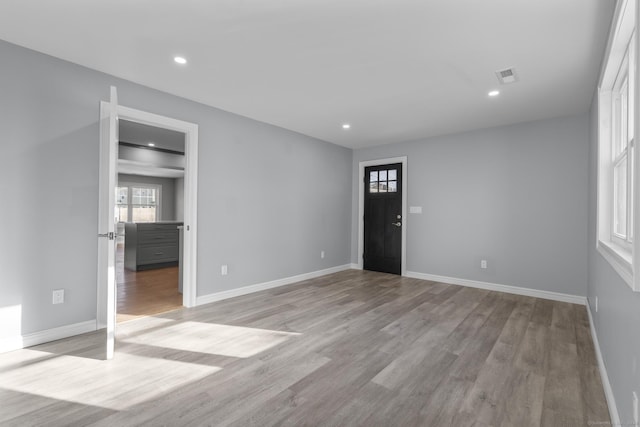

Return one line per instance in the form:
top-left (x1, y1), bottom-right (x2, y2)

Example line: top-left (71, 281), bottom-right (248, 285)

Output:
top-left (120, 321), bottom-right (301, 358)
top-left (0, 349), bottom-right (220, 411)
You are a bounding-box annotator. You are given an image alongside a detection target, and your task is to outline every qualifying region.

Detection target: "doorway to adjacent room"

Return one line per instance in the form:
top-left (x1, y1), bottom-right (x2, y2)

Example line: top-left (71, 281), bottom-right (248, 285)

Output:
top-left (115, 120), bottom-right (187, 322)
top-left (97, 88), bottom-right (199, 359)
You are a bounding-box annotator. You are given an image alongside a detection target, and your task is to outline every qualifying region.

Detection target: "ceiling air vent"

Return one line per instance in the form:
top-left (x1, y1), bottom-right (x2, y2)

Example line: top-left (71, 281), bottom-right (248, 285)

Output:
top-left (495, 67), bottom-right (518, 85)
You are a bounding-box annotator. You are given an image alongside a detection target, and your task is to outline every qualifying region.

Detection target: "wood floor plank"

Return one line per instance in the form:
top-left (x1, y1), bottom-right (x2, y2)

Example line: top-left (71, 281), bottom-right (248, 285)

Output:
top-left (573, 305), bottom-right (611, 424)
top-left (0, 270), bottom-right (610, 427)
top-left (497, 369), bottom-right (545, 427)
top-left (514, 320), bottom-right (550, 376)
top-left (116, 244), bottom-right (182, 323)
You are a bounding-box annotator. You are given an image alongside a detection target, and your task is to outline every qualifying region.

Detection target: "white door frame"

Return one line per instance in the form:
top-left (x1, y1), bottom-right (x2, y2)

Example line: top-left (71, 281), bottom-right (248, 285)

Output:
top-left (357, 156), bottom-right (407, 276)
top-left (97, 104), bottom-right (199, 329)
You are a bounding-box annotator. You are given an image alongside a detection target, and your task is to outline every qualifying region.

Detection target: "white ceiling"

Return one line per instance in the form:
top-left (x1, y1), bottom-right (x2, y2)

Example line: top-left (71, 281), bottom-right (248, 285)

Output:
top-left (0, 0), bottom-right (614, 149)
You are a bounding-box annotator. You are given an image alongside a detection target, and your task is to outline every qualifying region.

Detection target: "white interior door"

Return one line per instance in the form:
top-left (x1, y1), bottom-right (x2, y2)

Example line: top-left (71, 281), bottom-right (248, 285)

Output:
top-left (97, 86), bottom-right (119, 360)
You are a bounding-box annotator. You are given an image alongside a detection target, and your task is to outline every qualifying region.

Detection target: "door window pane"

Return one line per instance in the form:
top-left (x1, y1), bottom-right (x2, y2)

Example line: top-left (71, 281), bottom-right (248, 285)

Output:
top-left (368, 168), bottom-right (400, 194)
top-left (614, 158), bottom-right (628, 237)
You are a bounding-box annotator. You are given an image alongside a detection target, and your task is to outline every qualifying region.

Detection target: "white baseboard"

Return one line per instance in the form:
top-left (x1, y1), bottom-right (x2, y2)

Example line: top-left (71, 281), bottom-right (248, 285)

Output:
top-left (1, 320), bottom-right (97, 354)
top-left (586, 303), bottom-right (621, 427)
top-left (350, 263), bottom-right (360, 270)
top-left (196, 264), bottom-right (352, 306)
top-left (405, 271), bottom-right (587, 305)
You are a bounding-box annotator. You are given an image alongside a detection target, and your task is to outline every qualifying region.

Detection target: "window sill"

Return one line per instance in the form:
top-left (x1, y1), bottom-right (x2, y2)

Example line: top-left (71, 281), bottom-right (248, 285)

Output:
top-left (597, 239), bottom-right (634, 289)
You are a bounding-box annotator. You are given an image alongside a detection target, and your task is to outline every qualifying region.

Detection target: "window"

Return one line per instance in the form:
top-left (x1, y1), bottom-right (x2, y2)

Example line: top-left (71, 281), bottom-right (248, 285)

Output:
top-left (612, 42), bottom-right (635, 246)
top-left (369, 169), bottom-right (398, 193)
top-left (115, 183), bottom-right (161, 223)
top-left (597, 0), bottom-right (639, 291)
top-left (116, 187), bottom-right (128, 222)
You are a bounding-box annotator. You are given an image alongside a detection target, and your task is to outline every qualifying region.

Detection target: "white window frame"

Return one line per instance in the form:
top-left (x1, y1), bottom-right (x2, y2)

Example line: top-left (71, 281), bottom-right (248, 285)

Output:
top-left (116, 182), bottom-right (162, 223)
top-left (597, 0), bottom-right (640, 292)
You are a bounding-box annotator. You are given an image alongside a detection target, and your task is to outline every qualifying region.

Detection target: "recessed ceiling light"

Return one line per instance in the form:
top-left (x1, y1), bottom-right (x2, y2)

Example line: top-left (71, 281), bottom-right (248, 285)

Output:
top-left (174, 56), bottom-right (187, 65)
top-left (148, 143), bottom-right (155, 147)
top-left (342, 123), bottom-right (351, 130)
top-left (488, 90), bottom-right (500, 97)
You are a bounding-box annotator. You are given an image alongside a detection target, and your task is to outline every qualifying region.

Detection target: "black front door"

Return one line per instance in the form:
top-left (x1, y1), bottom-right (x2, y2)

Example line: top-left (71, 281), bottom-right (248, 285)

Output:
top-left (364, 163), bottom-right (402, 275)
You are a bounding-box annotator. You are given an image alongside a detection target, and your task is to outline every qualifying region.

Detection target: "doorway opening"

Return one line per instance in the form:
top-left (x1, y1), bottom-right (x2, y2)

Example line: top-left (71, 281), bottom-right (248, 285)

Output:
top-left (116, 120), bottom-right (186, 322)
top-left (358, 157), bottom-right (407, 276)
top-left (97, 96), bottom-right (199, 345)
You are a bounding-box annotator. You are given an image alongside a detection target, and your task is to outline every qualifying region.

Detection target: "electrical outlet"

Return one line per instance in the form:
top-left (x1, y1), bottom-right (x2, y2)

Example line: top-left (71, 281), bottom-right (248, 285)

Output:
top-left (52, 289), bottom-right (64, 305)
top-left (221, 265), bottom-right (228, 276)
top-left (321, 251), bottom-right (325, 259)
top-left (633, 391), bottom-right (638, 426)
top-left (595, 296), bottom-right (599, 313)
top-left (480, 260), bottom-right (487, 269)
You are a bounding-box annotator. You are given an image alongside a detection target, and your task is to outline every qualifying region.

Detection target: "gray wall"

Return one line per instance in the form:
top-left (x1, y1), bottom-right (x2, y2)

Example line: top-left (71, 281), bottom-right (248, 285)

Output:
top-left (352, 115), bottom-right (590, 296)
top-left (118, 173), bottom-right (177, 221)
top-left (587, 98), bottom-right (640, 424)
top-left (0, 40), bottom-right (352, 339)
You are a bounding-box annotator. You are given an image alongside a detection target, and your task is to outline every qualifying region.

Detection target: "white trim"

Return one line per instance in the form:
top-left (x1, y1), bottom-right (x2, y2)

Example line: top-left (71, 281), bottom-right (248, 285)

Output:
top-left (357, 156), bottom-right (408, 275)
top-left (598, 0), bottom-right (635, 89)
top-left (405, 271), bottom-right (587, 305)
top-left (101, 104), bottom-right (200, 310)
top-left (586, 304), bottom-right (621, 427)
top-left (597, 241), bottom-right (633, 285)
top-left (196, 265), bottom-right (352, 306)
top-left (1, 320), bottom-right (97, 353)
top-left (349, 263), bottom-right (361, 270)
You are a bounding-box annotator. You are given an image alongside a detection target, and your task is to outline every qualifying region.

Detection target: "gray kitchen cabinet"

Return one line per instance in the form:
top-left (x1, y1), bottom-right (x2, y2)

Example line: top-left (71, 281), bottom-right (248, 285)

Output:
top-left (124, 222), bottom-right (183, 271)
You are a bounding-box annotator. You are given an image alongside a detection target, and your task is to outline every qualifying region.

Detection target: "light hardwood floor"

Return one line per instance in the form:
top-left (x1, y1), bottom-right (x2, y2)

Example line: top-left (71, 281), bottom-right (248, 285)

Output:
top-left (116, 244), bottom-right (183, 323)
top-left (0, 270), bottom-right (609, 426)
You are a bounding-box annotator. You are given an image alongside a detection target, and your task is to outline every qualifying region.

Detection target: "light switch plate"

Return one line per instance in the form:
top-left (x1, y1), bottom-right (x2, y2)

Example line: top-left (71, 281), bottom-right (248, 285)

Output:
top-left (409, 206), bottom-right (422, 214)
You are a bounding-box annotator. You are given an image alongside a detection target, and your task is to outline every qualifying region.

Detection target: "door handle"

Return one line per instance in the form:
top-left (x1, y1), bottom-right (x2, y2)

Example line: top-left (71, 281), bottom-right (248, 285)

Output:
top-left (98, 232), bottom-right (118, 240)
top-left (392, 222), bottom-right (402, 227)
